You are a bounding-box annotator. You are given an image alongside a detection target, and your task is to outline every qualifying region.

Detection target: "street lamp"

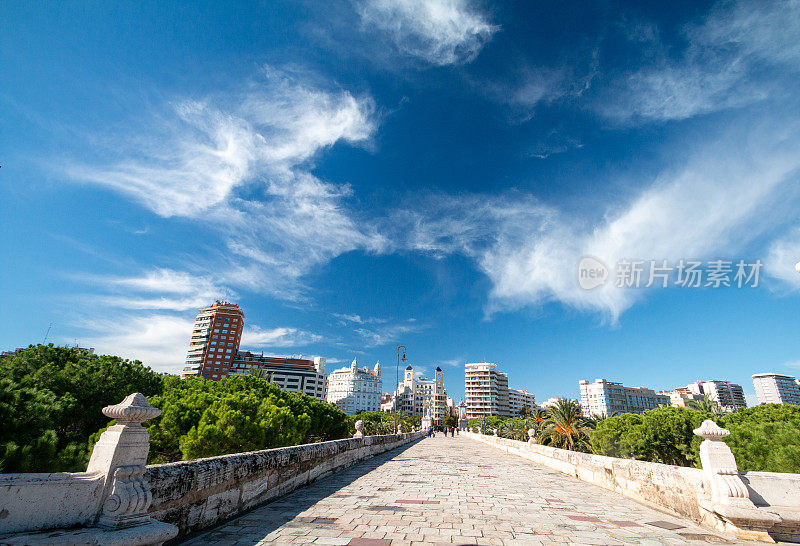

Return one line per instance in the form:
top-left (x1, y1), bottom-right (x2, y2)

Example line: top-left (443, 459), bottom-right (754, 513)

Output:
top-left (394, 345), bottom-right (407, 434)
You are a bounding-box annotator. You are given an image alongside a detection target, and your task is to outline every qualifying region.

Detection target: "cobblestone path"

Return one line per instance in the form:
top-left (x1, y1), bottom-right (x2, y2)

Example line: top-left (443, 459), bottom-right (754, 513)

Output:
top-left (182, 435), bottom-right (757, 545)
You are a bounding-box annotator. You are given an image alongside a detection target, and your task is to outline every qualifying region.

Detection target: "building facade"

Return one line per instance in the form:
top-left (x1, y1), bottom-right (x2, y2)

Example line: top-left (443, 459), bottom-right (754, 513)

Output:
top-left (508, 388), bottom-right (537, 415)
top-left (579, 379), bottom-right (670, 416)
top-left (464, 362), bottom-right (509, 419)
top-left (392, 365), bottom-right (448, 424)
top-left (230, 352), bottom-right (326, 398)
top-left (752, 373), bottom-right (800, 405)
top-left (181, 301), bottom-right (326, 398)
top-left (687, 380), bottom-right (747, 411)
top-left (181, 301), bottom-right (244, 380)
top-left (657, 386), bottom-right (705, 408)
top-left (326, 359), bottom-right (382, 415)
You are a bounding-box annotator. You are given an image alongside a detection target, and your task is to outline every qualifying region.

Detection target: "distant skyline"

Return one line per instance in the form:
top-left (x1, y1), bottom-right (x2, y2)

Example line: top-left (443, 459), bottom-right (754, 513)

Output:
top-left (3, 1), bottom-right (800, 405)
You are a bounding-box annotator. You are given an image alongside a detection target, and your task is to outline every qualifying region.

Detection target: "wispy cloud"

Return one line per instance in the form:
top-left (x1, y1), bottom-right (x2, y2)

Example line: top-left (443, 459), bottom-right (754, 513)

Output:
top-left (596, 0), bottom-right (800, 122)
top-left (354, 319), bottom-right (427, 348)
top-left (63, 67), bottom-right (382, 300)
top-left (332, 313), bottom-right (388, 325)
top-left (356, 0), bottom-right (497, 66)
top-left (75, 314), bottom-right (195, 374)
top-left (765, 229), bottom-right (800, 291)
top-left (88, 268), bottom-right (234, 311)
top-left (241, 326), bottom-right (322, 348)
top-left (394, 118), bottom-right (800, 320)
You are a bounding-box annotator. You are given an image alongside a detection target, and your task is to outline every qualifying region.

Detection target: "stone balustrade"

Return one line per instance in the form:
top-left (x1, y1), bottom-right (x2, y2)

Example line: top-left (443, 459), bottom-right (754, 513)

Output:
top-left (466, 423), bottom-right (800, 543)
top-left (0, 393), bottom-right (424, 544)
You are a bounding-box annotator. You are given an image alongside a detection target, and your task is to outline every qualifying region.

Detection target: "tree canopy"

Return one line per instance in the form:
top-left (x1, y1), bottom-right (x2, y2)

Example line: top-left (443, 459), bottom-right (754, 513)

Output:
top-left (2, 345), bottom-right (350, 471)
top-left (1, 345), bottom-right (164, 472)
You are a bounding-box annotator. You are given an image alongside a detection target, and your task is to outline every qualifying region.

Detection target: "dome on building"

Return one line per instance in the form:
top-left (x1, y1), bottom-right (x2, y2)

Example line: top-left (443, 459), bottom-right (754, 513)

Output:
top-left (436, 366), bottom-right (442, 372)
top-left (406, 365), bottom-right (413, 370)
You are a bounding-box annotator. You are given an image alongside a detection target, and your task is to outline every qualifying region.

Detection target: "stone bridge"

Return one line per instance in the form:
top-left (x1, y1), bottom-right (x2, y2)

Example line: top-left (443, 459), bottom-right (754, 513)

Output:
top-left (1, 394), bottom-right (798, 545)
top-left (181, 434), bottom-right (758, 546)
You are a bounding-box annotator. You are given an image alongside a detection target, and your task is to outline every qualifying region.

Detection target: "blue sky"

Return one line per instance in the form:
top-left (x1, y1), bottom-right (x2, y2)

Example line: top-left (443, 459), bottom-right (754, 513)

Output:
top-left (3, 0), bottom-right (800, 405)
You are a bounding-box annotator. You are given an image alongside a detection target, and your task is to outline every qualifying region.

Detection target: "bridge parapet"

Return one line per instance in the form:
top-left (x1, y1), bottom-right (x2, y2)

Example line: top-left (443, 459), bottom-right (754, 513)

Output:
top-left (0, 393), bottom-right (178, 545)
top-left (466, 428), bottom-right (800, 543)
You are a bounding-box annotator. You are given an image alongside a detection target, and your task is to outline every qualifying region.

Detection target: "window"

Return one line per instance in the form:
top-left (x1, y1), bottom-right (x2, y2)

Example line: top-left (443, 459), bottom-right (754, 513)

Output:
top-left (213, 329), bottom-right (219, 333)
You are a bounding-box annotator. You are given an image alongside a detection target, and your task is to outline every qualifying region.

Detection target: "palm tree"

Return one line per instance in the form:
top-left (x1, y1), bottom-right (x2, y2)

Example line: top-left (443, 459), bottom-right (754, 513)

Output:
top-left (541, 398), bottom-right (592, 451)
top-left (688, 394), bottom-right (723, 415)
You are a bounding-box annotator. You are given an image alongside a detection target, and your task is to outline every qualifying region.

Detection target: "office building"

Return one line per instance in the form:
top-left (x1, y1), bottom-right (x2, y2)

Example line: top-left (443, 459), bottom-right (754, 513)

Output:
top-left (579, 379), bottom-right (670, 416)
top-left (326, 358), bottom-right (382, 414)
top-left (752, 373), bottom-right (800, 405)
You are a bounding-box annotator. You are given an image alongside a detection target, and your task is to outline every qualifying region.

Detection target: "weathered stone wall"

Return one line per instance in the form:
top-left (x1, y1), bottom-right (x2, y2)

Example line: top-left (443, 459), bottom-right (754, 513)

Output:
top-left (146, 432), bottom-right (424, 537)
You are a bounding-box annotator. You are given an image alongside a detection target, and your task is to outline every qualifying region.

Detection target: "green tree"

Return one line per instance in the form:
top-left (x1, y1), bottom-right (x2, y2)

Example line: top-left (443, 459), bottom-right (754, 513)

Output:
top-left (0, 345), bottom-right (164, 473)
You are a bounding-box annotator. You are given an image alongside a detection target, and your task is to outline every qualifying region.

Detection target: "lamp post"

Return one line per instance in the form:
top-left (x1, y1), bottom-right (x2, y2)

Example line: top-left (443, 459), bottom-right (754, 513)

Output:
top-left (394, 345), bottom-right (407, 434)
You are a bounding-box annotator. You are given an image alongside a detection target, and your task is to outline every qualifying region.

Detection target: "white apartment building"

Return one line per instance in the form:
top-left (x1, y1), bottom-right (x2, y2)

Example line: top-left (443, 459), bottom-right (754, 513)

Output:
top-left (508, 388), bottom-right (537, 415)
top-left (326, 358), bottom-right (382, 415)
top-left (657, 387), bottom-right (704, 408)
top-left (687, 380), bottom-right (747, 411)
top-left (579, 379), bottom-right (670, 416)
top-left (752, 373), bottom-right (800, 405)
top-left (393, 365), bottom-right (448, 424)
top-left (465, 362), bottom-right (509, 418)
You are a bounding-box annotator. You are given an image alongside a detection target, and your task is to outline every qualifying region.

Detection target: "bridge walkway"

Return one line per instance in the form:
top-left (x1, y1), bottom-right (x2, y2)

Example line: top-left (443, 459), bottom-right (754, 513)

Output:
top-left (182, 434), bottom-right (754, 545)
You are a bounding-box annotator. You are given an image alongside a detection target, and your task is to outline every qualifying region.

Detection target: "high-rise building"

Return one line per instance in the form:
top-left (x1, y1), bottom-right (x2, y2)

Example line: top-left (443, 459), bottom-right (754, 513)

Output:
top-left (326, 358), bottom-right (382, 415)
top-left (687, 380), bottom-right (747, 411)
top-left (752, 373), bottom-right (800, 405)
top-left (181, 301), bottom-right (244, 379)
top-left (579, 379), bottom-right (670, 416)
top-left (181, 301), bottom-right (326, 398)
top-left (508, 388), bottom-right (537, 415)
top-left (392, 365), bottom-right (448, 424)
top-left (465, 362), bottom-right (509, 419)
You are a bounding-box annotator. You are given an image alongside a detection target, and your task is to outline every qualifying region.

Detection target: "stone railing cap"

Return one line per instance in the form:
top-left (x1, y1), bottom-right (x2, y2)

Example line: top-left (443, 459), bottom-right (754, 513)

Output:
top-left (102, 393), bottom-right (161, 425)
top-left (693, 419), bottom-right (730, 440)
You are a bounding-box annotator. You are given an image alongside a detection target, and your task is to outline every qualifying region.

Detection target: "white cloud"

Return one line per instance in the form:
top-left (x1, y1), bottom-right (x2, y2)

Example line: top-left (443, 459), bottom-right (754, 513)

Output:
top-left (332, 313), bottom-right (388, 325)
top-left (76, 314), bottom-right (195, 374)
top-left (397, 120), bottom-right (800, 320)
top-left (354, 319), bottom-right (427, 348)
top-left (241, 326), bottom-right (322, 348)
top-left (356, 0), bottom-right (497, 66)
top-left (597, 0), bottom-right (800, 122)
top-left (90, 268), bottom-right (234, 311)
top-left (64, 68), bottom-right (381, 301)
top-left (765, 229), bottom-right (800, 290)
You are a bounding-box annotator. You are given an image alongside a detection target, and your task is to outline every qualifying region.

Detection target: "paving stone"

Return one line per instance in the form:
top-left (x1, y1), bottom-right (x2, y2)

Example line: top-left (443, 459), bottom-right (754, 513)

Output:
top-left (179, 436), bottom-right (761, 545)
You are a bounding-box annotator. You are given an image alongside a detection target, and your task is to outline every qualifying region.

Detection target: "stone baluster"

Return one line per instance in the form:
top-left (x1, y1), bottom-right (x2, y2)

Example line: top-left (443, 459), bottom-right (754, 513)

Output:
top-left (86, 393), bottom-right (161, 529)
top-left (353, 420), bottom-right (365, 438)
top-left (492, 428), bottom-right (498, 437)
top-left (528, 428), bottom-right (537, 445)
top-left (693, 420), bottom-right (749, 505)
